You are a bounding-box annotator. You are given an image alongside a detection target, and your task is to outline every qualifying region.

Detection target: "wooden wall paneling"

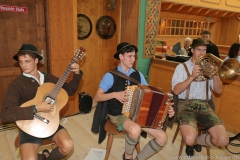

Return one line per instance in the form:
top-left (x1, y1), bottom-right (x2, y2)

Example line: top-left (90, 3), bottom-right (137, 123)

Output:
top-left (0, 0), bottom-right (47, 123)
top-left (226, 17), bottom-right (237, 45)
top-left (0, 0), bottom-right (37, 68)
top-left (121, 0), bottom-right (140, 69)
top-left (209, 20), bottom-right (221, 44)
top-left (217, 45), bottom-right (230, 55)
top-left (219, 17), bottom-right (240, 45)
top-left (0, 0), bottom-right (47, 70)
top-left (77, 0), bottom-right (121, 97)
top-left (149, 59), bottom-right (178, 92)
top-left (219, 82), bottom-right (240, 134)
top-left (35, 0), bottom-right (47, 72)
top-left (121, 0), bottom-right (139, 45)
top-left (46, 0), bottom-right (79, 117)
top-left (226, 17), bottom-right (240, 45)
top-left (218, 18), bottom-right (229, 45)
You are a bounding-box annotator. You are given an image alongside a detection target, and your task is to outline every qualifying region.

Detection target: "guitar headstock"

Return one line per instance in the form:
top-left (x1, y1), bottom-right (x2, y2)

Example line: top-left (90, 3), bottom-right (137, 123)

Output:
top-left (73, 47), bottom-right (86, 61)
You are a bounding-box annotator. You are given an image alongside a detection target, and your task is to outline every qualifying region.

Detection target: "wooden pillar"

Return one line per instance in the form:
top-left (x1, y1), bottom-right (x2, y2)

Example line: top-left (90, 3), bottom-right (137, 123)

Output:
top-left (46, 0), bottom-right (79, 117)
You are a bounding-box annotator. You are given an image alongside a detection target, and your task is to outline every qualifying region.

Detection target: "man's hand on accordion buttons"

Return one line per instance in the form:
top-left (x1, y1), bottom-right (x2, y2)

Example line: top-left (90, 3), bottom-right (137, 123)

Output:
top-left (115, 91), bottom-right (128, 104)
top-left (167, 104), bottom-right (175, 118)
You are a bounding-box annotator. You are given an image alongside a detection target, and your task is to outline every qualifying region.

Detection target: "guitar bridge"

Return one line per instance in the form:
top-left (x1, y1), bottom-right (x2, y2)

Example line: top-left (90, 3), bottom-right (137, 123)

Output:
top-left (34, 114), bottom-right (49, 124)
top-left (45, 96), bottom-right (55, 104)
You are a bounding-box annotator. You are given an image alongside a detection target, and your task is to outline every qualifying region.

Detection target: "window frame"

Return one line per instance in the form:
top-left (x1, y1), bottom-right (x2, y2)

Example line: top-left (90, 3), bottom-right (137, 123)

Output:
top-left (158, 18), bottom-right (215, 36)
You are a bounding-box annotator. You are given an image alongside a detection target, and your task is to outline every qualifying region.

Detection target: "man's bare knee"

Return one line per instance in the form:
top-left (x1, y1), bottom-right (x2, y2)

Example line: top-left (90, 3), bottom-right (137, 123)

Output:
top-left (155, 131), bottom-right (168, 146)
top-left (59, 139), bottom-right (74, 155)
top-left (183, 136), bottom-right (196, 146)
top-left (212, 135), bottom-right (229, 146)
top-left (126, 123), bottom-right (141, 140)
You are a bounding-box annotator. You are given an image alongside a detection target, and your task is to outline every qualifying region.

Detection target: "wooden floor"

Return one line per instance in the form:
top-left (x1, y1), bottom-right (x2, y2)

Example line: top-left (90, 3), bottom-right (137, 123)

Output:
top-left (0, 105), bottom-right (239, 160)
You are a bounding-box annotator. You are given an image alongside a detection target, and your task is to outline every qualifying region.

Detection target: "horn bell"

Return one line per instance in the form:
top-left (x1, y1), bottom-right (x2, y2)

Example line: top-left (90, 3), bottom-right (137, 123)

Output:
top-left (219, 58), bottom-right (239, 79)
top-left (196, 54), bottom-right (240, 79)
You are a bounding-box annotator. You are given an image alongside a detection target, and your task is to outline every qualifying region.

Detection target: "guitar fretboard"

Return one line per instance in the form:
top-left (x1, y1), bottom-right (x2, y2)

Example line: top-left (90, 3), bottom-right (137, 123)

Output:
top-left (48, 61), bottom-right (74, 99)
top-left (47, 48), bottom-right (85, 99)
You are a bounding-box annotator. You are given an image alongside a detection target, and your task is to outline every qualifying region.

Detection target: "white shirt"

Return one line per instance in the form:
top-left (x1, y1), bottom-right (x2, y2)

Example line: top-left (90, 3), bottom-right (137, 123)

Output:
top-left (23, 71), bottom-right (44, 85)
top-left (172, 58), bottom-right (213, 100)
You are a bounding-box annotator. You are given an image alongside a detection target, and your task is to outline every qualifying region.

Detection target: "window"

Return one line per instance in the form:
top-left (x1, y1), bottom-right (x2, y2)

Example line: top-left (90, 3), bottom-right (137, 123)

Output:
top-left (159, 18), bottom-right (215, 36)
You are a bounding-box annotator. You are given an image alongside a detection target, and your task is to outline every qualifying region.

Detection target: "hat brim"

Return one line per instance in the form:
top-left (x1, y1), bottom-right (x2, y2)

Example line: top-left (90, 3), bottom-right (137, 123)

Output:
top-left (13, 50), bottom-right (43, 61)
top-left (114, 44), bottom-right (138, 60)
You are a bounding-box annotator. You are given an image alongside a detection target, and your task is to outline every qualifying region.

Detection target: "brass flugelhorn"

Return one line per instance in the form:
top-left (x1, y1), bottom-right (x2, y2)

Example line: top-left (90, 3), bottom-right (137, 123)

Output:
top-left (196, 54), bottom-right (240, 79)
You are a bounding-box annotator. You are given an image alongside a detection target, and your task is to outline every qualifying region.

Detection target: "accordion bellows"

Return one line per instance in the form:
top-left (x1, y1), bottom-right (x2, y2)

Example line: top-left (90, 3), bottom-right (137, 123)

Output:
top-left (122, 85), bottom-right (173, 129)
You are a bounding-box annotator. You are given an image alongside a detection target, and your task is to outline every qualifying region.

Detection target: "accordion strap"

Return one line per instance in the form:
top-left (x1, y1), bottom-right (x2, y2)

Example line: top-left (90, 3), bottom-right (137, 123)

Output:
top-left (109, 69), bottom-right (140, 85)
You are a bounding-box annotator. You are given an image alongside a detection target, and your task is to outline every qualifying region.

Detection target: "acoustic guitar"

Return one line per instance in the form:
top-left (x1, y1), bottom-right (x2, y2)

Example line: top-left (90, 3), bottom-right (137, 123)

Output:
top-left (16, 47), bottom-right (86, 138)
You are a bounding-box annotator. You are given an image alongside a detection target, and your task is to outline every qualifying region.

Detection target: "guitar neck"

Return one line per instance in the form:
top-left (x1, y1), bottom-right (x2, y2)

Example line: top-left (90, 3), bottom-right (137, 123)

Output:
top-left (48, 60), bottom-right (75, 99)
top-left (47, 47), bottom-right (86, 100)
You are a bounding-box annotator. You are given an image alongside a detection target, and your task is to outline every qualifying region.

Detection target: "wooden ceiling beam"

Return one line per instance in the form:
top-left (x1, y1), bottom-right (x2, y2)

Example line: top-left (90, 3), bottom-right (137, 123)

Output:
top-left (205, 10), bottom-right (219, 17)
top-left (187, 7), bottom-right (203, 14)
top-left (224, 12), bottom-right (233, 17)
top-left (224, 12), bottom-right (237, 17)
top-left (160, 2), bottom-right (240, 18)
top-left (198, 8), bottom-right (211, 16)
top-left (179, 6), bottom-right (194, 14)
top-left (169, 4), bottom-right (185, 12)
top-left (161, 2), bottom-right (173, 11)
top-left (229, 12), bottom-right (237, 17)
top-left (214, 11), bottom-right (228, 17)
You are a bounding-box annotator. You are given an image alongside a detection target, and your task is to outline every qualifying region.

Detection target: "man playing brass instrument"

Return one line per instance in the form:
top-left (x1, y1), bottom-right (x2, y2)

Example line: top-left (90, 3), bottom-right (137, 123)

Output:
top-left (171, 38), bottom-right (229, 156)
top-left (94, 42), bottom-right (175, 160)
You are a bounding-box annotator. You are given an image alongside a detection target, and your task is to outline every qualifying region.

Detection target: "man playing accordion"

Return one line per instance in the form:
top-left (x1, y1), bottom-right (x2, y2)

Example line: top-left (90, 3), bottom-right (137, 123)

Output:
top-left (94, 42), bottom-right (175, 160)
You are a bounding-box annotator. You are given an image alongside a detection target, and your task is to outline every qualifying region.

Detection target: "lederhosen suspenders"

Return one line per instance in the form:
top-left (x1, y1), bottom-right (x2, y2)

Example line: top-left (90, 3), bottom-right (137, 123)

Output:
top-left (182, 63), bottom-right (209, 101)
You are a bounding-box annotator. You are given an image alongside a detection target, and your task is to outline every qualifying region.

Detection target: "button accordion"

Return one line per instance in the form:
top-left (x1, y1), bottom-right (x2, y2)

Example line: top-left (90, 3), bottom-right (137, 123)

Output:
top-left (122, 85), bottom-right (173, 128)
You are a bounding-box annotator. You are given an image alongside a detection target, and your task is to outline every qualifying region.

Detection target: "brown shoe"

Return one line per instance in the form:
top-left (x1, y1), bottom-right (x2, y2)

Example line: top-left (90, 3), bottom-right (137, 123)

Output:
top-left (122, 152), bottom-right (133, 160)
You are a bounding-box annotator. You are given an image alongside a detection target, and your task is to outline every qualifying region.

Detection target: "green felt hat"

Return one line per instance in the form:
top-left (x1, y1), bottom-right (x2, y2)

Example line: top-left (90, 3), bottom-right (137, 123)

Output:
top-left (13, 44), bottom-right (43, 61)
top-left (191, 38), bottom-right (207, 48)
top-left (114, 42), bottom-right (138, 60)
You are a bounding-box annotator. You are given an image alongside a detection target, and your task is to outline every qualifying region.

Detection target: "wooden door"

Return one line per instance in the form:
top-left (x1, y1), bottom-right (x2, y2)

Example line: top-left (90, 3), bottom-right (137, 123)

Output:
top-left (0, 0), bottom-right (47, 124)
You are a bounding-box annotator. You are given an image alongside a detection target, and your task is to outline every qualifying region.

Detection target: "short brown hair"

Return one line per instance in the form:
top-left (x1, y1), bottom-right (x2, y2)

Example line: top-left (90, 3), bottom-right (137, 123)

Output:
top-left (201, 30), bottom-right (211, 35)
top-left (15, 52), bottom-right (38, 61)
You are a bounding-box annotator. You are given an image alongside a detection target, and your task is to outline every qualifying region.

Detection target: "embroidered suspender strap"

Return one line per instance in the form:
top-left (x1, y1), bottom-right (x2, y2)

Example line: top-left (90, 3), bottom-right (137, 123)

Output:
top-left (182, 63), bottom-right (209, 101)
top-left (206, 80), bottom-right (209, 101)
top-left (109, 69), bottom-right (140, 85)
top-left (182, 63), bottom-right (191, 100)
top-left (182, 63), bottom-right (191, 77)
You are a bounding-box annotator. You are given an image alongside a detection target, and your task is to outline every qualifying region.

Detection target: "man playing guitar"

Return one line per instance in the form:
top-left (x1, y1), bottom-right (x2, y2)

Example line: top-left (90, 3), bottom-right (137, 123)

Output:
top-left (1, 44), bottom-right (83, 160)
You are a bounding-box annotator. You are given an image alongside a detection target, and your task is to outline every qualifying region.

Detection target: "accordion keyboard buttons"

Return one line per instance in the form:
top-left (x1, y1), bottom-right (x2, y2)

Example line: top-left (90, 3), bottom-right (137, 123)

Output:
top-left (122, 85), bottom-right (135, 116)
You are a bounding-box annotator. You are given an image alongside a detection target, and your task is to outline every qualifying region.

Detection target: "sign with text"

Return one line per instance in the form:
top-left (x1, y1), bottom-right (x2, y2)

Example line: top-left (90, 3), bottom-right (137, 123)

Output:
top-left (0, 5), bottom-right (28, 13)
